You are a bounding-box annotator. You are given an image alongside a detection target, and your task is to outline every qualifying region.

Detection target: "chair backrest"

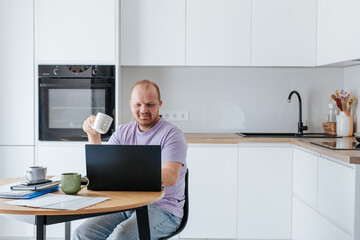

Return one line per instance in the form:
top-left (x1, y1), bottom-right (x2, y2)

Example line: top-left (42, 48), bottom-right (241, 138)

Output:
top-left (160, 168), bottom-right (189, 240)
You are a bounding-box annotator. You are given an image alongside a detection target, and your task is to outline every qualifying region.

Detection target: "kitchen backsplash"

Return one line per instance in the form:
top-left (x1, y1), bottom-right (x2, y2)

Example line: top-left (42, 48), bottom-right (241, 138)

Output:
top-left (344, 65), bottom-right (360, 133)
top-left (121, 67), bottom-right (344, 133)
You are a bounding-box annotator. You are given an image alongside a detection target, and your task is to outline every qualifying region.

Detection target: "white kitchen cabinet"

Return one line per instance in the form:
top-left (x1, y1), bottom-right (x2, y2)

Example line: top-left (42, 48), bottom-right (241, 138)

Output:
top-left (293, 147), bottom-right (318, 207)
top-left (0, 146), bottom-right (35, 238)
top-left (36, 0), bottom-right (117, 63)
top-left (317, 0), bottom-right (360, 65)
top-left (318, 156), bottom-right (355, 233)
top-left (121, 0), bottom-right (185, 66)
top-left (0, 0), bottom-right (34, 145)
top-left (292, 197), bottom-right (352, 240)
top-left (0, 146), bottom-right (34, 178)
top-left (185, 0), bottom-right (251, 66)
top-left (251, 0), bottom-right (317, 66)
top-left (237, 143), bottom-right (292, 239)
top-left (44, 220), bottom-right (86, 239)
top-left (179, 144), bottom-right (237, 239)
top-left (37, 144), bottom-right (86, 176)
top-left (35, 144), bottom-right (86, 238)
top-left (0, 216), bottom-right (34, 239)
top-left (292, 148), bottom-right (358, 239)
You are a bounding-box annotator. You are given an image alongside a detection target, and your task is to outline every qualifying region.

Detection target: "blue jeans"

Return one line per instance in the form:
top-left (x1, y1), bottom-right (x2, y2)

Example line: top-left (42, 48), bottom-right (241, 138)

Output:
top-left (72, 205), bottom-right (181, 240)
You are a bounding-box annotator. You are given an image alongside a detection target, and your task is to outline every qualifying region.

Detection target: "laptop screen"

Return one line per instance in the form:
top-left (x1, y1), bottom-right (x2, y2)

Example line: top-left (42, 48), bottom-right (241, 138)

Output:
top-left (85, 144), bottom-right (162, 191)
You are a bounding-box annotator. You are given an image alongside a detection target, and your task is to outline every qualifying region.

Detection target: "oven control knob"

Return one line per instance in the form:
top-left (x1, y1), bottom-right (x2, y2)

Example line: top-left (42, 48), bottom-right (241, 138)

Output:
top-left (92, 68), bottom-right (99, 76)
top-left (53, 68), bottom-right (60, 75)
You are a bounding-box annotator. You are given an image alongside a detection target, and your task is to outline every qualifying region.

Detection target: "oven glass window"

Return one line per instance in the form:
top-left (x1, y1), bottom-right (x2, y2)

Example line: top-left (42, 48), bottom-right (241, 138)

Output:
top-left (48, 89), bottom-right (105, 129)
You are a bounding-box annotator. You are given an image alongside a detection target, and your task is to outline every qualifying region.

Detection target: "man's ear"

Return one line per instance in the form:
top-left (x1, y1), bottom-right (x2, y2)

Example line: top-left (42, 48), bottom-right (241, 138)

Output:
top-left (129, 99), bottom-right (132, 106)
top-left (159, 100), bottom-right (163, 107)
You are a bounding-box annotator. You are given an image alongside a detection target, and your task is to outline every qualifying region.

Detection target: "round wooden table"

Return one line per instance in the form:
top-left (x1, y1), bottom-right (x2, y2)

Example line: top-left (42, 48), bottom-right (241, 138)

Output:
top-left (0, 178), bottom-right (165, 240)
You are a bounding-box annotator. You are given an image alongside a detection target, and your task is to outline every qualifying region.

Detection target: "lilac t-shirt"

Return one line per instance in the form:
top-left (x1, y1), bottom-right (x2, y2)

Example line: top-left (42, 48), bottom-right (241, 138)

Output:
top-left (108, 117), bottom-right (188, 218)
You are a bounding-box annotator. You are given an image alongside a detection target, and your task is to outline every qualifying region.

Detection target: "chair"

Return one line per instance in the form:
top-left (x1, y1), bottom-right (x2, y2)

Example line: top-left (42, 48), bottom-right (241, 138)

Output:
top-left (160, 169), bottom-right (189, 240)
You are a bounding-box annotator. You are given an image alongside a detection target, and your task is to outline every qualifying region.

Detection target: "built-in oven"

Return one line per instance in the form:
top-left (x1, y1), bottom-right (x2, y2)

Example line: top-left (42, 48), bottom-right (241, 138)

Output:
top-left (39, 65), bottom-right (115, 141)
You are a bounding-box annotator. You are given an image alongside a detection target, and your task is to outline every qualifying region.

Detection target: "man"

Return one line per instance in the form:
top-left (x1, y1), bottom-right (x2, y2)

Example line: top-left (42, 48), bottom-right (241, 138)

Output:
top-left (73, 80), bottom-right (188, 240)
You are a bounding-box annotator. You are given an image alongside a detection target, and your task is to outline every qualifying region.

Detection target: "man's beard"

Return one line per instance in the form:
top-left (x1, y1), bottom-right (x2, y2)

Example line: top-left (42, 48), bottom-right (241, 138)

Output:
top-left (137, 114), bottom-right (158, 129)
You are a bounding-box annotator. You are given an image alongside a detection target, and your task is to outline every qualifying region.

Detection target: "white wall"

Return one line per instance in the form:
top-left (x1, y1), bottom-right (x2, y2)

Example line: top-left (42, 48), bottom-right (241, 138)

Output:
top-left (344, 65), bottom-right (360, 132)
top-left (121, 67), bottom-right (344, 133)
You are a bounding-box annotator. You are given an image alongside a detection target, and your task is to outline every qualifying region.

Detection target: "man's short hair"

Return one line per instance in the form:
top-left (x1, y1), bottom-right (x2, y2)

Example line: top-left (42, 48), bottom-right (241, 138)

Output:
top-left (131, 80), bottom-right (161, 102)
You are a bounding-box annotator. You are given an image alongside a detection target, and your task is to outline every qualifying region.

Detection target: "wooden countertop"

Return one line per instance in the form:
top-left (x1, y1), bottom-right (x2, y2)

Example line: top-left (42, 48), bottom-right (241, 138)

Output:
top-left (184, 133), bottom-right (360, 164)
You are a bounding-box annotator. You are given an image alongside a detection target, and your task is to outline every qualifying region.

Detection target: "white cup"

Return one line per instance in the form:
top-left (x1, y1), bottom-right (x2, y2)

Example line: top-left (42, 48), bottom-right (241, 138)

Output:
top-left (92, 112), bottom-right (113, 134)
top-left (25, 166), bottom-right (47, 183)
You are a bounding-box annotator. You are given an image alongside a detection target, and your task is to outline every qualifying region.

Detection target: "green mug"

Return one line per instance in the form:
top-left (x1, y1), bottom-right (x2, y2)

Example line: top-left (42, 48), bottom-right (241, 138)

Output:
top-left (61, 173), bottom-right (89, 195)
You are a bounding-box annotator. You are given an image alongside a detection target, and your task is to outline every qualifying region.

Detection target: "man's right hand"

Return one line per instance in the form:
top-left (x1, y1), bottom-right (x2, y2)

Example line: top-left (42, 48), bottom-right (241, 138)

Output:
top-left (83, 115), bottom-right (101, 144)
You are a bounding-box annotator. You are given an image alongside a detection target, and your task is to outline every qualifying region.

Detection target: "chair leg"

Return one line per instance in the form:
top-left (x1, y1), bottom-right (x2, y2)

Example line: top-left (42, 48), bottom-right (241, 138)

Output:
top-left (65, 221), bottom-right (71, 240)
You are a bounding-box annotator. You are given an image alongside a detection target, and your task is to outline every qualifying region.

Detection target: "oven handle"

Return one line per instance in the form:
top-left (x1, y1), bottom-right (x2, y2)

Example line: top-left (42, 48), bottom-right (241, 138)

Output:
top-left (39, 83), bottom-right (112, 88)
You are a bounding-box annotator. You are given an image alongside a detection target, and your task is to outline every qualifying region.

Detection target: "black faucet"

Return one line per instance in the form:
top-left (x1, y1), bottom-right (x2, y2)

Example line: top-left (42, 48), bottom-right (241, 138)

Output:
top-left (287, 90), bottom-right (308, 134)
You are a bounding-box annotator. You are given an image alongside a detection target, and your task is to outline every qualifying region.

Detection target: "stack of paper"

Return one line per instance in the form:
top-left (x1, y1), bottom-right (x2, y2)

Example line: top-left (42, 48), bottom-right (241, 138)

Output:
top-left (0, 182), bottom-right (59, 199)
top-left (5, 193), bottom-right (110, 211)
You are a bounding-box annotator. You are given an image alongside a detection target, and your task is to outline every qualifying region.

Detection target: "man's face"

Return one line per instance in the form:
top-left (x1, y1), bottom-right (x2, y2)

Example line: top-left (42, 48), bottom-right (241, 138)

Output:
top-left (129, 84), bottom-right (162, 131)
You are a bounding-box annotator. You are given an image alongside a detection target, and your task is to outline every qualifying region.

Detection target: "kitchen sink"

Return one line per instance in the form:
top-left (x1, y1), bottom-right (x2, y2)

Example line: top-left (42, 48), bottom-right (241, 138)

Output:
top-left (236, 132), bottom-right (342, 138)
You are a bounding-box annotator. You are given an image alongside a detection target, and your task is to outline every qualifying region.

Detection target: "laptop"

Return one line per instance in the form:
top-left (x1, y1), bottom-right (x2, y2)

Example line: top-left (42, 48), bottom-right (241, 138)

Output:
top-left (85, 144), bottom-right (162, 191)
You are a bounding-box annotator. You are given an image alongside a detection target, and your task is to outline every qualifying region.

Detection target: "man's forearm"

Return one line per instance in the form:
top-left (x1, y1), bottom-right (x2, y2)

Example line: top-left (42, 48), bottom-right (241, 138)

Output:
top-left (162, 170), bottom-right (177, 187)
top-left (88, 133), bottom-right (101, 144)
top-left (162, 162), bottom-right (182, 187)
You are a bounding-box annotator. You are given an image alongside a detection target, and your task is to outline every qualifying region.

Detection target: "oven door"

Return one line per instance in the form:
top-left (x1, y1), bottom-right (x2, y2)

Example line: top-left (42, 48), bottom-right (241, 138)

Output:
top-left (39, 78), bottom-right (115, 141)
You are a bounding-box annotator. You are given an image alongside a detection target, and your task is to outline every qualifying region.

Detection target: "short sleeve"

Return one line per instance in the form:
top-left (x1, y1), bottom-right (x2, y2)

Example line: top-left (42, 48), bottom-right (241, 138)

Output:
top-left (107, 126), bottom-right (122, 144)
top-left (108, 134), bottom-right (119, 144)
top-left (161, 128), bottom-right (187, 165)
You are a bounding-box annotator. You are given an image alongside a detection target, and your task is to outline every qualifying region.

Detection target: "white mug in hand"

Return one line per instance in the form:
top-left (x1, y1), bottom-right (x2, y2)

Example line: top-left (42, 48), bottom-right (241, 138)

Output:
top-left (92, 112), bottom-right (113, 134)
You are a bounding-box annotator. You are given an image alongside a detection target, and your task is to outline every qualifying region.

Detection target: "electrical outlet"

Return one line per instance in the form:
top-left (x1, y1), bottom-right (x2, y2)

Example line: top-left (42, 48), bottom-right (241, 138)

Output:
top-left (161, 111), bottom-right (189, 122)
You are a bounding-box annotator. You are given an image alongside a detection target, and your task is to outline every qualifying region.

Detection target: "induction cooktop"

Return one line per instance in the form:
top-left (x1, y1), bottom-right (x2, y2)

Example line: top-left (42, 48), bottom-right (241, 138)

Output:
top-left (310, 141), bottom-right (360, 150)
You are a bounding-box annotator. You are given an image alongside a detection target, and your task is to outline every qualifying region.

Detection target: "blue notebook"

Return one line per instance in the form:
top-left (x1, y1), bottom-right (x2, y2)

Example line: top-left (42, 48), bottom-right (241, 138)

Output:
top-left (0, 186), bottom-right (59, 199)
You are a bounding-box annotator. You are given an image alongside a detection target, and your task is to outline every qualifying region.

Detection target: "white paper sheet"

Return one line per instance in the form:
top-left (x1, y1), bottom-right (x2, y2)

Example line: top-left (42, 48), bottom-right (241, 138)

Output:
top-left (5, 193), bottom-right (109, 211)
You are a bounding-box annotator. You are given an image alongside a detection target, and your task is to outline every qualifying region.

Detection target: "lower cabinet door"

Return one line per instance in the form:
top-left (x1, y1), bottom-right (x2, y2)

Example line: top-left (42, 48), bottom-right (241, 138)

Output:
top-left (292, 147), bottom-right (318, 207)
top-left (0, 215), bottom-right (35, 239)
top-left (0, 146), bottom-right (35, 238)
top-left (237, 144), bottom-right (292, 239)
top-left (36, 144), bottom-right (86, 238)
top-left (292, 197), bottom-right (352, 240)
top-left (317, 157), bottom-right (355, 234)
top-left (179, 144), bottom-right (238, 239)
top-left (44, 219), bottom-right (86, 239)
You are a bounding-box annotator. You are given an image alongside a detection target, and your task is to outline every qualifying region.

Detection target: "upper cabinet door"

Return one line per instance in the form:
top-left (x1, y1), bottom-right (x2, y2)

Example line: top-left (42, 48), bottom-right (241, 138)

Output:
top-left (186, 0), bottom-right (251, 66)
top-left (251, 0), bottom-right (317, 66)
top-left (0, 0), bottom-right (34, 145)
top-left (317, 0), bottom-right (360, 65)
top-left (121, 0), bottom-right (185, 66)
top-left (36, 0), bottom-right (117, 63)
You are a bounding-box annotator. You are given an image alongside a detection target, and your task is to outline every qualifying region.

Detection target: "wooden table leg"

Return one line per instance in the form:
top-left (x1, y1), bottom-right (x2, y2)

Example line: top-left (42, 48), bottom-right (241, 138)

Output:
top-left (65, 221), bottom-right (71, 240)
top-left (136, 206), bottom-right (150, 240)
top-left (35, 216), bottom-right (46, 240)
